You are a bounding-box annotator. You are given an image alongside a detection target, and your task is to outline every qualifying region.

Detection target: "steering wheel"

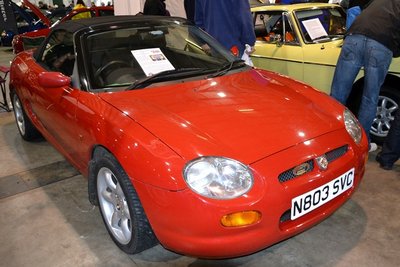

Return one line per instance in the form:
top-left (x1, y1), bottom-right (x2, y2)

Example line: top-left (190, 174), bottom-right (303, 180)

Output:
top-left (94, 60), bottom-right (132, 84)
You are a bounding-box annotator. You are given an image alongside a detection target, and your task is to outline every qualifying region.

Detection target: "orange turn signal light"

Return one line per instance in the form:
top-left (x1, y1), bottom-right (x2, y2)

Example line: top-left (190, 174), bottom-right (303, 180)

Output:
top-left (221, 210), bottom-right (261, 227)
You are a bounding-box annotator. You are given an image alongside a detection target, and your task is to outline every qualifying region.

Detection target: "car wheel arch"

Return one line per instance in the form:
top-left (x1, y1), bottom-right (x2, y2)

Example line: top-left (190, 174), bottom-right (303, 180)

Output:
top-left (348, 73), bottom-right (400, 101)
top-left (88, 145), bottom-right (112, 205)
top-left (88, 145), bottom-right (158, 253)
top-left (10, 89), bottom-right (42, 141)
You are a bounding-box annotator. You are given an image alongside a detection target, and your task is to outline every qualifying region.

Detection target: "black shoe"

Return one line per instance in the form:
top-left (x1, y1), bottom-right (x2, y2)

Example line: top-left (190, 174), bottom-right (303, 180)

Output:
top-left (376, 152), bottom-right (393, 170)
top-left (375, 152), bottom-right (382, 163)
top-left (379, 163), bottom-right (393, 170)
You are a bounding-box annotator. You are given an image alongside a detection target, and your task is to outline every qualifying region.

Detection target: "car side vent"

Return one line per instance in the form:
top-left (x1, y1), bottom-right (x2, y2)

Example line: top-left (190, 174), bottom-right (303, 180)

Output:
top-left (280, 210), bottom-right (291, 223)
top-left (278, 145), bottom-right (348, 183)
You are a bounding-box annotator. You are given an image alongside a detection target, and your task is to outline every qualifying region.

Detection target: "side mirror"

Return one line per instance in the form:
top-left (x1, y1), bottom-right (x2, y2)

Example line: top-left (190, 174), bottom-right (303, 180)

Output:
top-left (271, 34), bottom-right (283, 47)
top-left (38, 72), bottom-right (71, 88)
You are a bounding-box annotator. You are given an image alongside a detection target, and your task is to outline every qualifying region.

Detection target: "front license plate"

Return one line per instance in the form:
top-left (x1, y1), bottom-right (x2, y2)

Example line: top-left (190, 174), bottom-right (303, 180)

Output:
top-left (291, 168), bottom-right (354, 220)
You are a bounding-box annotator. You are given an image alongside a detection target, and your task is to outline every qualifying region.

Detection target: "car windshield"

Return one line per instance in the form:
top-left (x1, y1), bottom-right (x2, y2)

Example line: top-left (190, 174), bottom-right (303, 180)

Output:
top-left (294, 7), bottom-right (346, 43)
top-left (84, 20), bottom-right (240, 90)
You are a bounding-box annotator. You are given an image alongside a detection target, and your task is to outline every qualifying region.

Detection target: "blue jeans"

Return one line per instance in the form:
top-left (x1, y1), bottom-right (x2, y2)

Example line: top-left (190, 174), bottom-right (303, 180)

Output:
top-left (331, 34), bottom-right (393, 144)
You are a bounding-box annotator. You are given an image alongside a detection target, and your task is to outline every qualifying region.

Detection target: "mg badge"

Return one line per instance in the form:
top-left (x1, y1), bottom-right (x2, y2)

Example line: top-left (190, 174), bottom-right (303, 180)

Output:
top-left (292, 163), bottom-right (311, 176)
top-left (316, 155), bottom-right (328, 170)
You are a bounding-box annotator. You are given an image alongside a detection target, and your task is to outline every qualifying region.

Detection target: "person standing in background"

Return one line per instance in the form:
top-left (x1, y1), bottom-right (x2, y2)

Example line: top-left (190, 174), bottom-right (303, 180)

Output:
top-left (330, 0), bottom-right (400, 152)
top-left (72, 0), bottom-right (91, 20)
top-left (184, 0), bottom-right (195, 23)
top-left (194, 0), bottom-right (256, 58)
top-left (143, 0), bottom-right (170, 16)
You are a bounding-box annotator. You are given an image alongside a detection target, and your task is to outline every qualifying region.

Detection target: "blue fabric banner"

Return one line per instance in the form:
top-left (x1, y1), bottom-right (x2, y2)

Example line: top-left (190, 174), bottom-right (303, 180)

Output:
top-left (0, 0), bottom-right (17, 34)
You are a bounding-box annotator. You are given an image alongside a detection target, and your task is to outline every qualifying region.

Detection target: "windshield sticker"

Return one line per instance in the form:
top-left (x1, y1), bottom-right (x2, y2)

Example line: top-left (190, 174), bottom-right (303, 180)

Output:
top-left (131, 48), bottom-right (175, 77)
top-left (301, 18), bottom-right (328, 40)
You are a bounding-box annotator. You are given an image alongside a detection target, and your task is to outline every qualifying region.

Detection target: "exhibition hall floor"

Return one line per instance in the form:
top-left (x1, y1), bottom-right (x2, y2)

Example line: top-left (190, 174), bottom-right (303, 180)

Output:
top-left (1, 47), bottom-right (399, 267)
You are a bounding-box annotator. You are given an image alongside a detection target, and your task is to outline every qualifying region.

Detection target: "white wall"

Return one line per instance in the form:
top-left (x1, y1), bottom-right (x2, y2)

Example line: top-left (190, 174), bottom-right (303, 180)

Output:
top-left (113, 0), bottom-right (141, 15)
top-left (165, 0), bottom-right (185, 17)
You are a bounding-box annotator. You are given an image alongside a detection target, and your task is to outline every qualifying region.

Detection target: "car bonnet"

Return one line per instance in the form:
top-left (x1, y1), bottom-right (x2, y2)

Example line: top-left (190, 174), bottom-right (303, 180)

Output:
top-left (99, 70), bottom-right (345, 164)
top-left (22, 0), bottom-right (51, 27)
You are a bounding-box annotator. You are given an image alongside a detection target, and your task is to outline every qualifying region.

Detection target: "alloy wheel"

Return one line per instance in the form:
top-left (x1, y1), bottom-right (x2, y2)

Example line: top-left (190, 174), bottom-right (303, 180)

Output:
top-left (97, 167), bottom-right (132, 245)
top-left (371, 95), bottom-right (398, 138)
top-left (13, 95), bottom-right (25, 136)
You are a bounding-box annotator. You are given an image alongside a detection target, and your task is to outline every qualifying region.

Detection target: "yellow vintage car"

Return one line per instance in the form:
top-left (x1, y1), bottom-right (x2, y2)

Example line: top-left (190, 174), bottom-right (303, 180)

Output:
top-left (250, 3), bottom-right (400, 144)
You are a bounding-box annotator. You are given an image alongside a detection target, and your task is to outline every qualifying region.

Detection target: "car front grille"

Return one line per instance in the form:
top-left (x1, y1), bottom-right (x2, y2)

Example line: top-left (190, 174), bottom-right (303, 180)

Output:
top-left (278, 160), bottom-right (314, 183)
top-left (278, 145), bottom-right (350, 224)
top-left (325, 145), bottom-right (348, 163)
top-left (278, 145), bottom-right (349, 183)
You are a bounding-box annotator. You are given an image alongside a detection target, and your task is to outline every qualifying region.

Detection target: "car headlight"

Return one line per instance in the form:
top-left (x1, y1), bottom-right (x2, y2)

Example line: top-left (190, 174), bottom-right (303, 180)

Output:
top-left (183, 156), bottom-right (253, 199)
top-left (344, 108), bottom-right (362, 144)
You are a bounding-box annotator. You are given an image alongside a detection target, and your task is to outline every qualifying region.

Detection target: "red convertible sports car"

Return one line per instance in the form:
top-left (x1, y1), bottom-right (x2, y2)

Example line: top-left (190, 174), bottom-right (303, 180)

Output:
top-left (9, 16), bottom-right (368, 258)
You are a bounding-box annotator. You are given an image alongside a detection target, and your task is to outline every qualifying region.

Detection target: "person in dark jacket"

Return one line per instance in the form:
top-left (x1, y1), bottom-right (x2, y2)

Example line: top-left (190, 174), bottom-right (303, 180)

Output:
top-left (184, 0), bottom-right (195, 23)
top-left (330, 0), bottom-right (400, 152)
top-left (195, 0), bottom-right (256, 57)
top-left (376, 110), bottom-right (400, 170)
top-left (143, 0), bottom-right (169, 16)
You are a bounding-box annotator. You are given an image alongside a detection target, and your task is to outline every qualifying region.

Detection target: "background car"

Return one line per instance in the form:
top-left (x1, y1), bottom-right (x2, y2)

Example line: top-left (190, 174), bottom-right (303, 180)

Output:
top-left (0, 1), bottom-right (47, 46)
top-left (11, 0), bottom-right (114, 54)
top-left (250, 3), bottom-right (400, 144)
top-left (42, 6), bottom-right (70, 25)
top-left (9, 15), bottom-right (368, 258)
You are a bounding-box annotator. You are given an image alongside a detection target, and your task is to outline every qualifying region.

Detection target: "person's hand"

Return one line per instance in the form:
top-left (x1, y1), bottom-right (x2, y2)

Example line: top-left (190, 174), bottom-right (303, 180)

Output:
top-left (247, 46), bottom-right (255, 54)
top-left (201, 44), bottom-right (211, 55)
top-left (245, 45), bottom-right (255, 55)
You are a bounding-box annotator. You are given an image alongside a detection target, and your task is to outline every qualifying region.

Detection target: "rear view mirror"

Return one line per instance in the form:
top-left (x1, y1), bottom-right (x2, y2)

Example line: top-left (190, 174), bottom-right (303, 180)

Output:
top-left (38, 72), bottom-right (71, 88)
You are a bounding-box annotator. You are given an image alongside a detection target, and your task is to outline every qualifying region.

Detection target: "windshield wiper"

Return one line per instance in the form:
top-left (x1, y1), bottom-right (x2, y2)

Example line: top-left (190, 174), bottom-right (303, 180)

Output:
top-left (206, 59), bottom-right (246, 78)
top-left (127, 67), bottom-right (209, 90)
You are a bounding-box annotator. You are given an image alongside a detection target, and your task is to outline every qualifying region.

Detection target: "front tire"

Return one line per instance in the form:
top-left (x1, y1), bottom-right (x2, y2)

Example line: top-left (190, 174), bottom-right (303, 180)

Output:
top-left (94, 151), bottom-right (157, 254)
top-left (11, 92), bottom-right (41, 141)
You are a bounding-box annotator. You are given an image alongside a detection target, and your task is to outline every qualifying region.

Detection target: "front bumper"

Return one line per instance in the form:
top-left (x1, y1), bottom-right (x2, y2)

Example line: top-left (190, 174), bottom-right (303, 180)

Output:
top-left (133, 128), bottom-right (368, 258)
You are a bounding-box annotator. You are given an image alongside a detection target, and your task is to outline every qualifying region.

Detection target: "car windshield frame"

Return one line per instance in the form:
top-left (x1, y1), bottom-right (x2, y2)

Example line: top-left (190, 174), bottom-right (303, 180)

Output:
top-left (293, 6), bottom-right (346, 44)
top-left (78, 20), bottom-right (241, 92)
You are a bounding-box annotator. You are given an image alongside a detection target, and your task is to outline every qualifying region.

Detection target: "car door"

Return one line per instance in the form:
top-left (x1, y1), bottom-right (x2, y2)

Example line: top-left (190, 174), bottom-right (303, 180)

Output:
top-left (300, 40), bottom-right (342, 94)
top-left (29, 29), bottom-right (81, 158)
top-left (294, 7), bottom-right (346, 93)
top-left (251, 11), bottom-right (304, 81)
